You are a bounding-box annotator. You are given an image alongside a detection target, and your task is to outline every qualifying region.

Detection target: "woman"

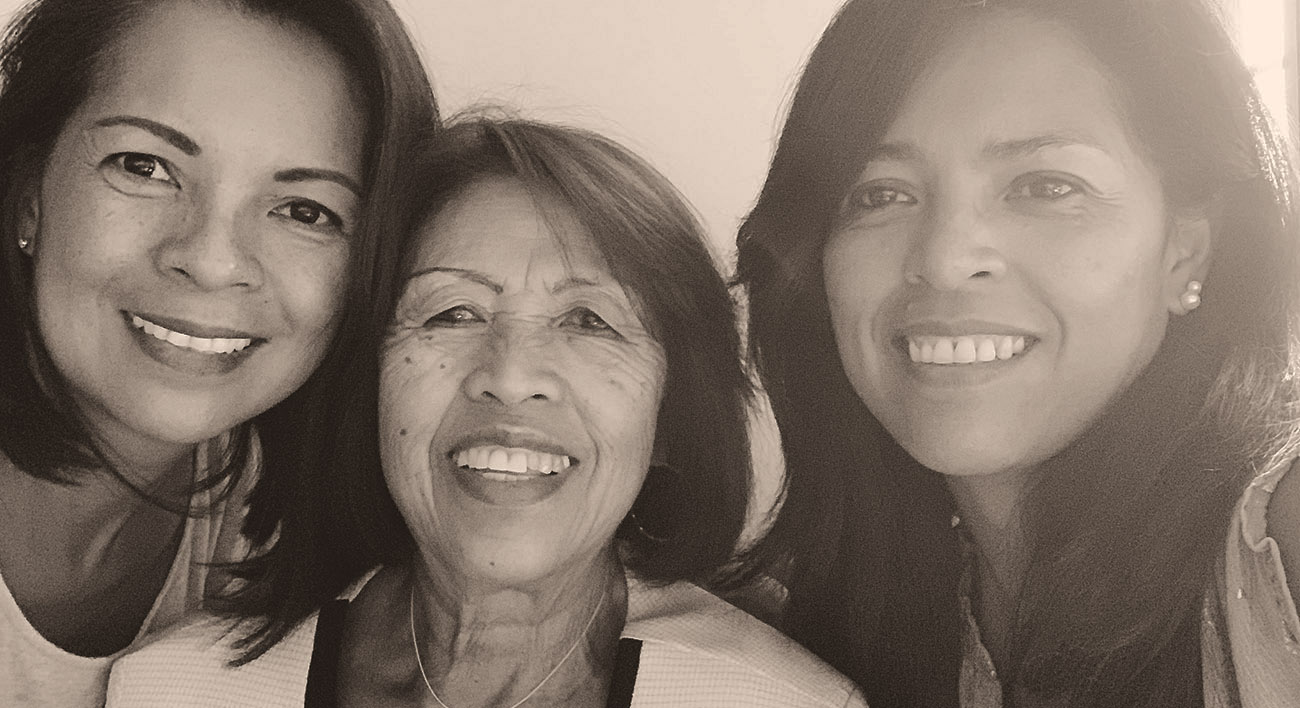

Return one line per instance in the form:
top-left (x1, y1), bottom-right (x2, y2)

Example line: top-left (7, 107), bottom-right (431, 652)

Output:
top-left (107, 117), bottom-right (867, 707)
top-left (0, 0), bottom-right (437, 705)
top-left (734, 0), bottom-right (1300, 706)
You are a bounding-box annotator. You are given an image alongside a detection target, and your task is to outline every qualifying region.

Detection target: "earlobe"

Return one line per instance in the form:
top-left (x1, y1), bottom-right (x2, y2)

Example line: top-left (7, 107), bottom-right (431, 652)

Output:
top-left (15, 187), bottom-right (39, 256)
top-left (1165, 210), bottom-right (1212, 316)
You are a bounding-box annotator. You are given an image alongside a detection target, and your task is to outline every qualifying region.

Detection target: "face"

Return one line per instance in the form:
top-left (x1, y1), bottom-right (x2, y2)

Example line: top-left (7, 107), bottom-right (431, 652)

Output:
top-left (822, 12), bottom-right (1207, 479)
top-left (24, 0), bottom-right (366, 469)
top-left (381, 178), bottom-right (667, 588)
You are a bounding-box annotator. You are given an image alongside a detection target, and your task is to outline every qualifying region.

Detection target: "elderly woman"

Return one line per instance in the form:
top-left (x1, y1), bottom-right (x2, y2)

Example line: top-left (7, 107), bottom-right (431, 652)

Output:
top-left (107, 117), bottom-right (865, 707)
top-left (734, 0), bottom-right (1300, 706)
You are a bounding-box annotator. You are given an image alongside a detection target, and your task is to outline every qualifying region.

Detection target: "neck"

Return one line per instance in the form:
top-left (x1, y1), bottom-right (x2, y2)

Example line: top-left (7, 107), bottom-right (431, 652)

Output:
top-left (78, 409), bottom-right (201, 497)
top-left (946, 467), bottom-right (1032, 674)
top-left (0, 445), bottom-right (193, 534)
top-left (410, 547), bottom-right (627, 707)
top-left (946, 467), bottom-right (1030, 553)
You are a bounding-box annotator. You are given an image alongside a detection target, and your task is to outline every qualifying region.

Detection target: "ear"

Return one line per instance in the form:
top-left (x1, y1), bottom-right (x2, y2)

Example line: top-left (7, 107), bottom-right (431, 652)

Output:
top-left (1163, 205), bottom-right (1212, 315)
top-left (15, 180), bottom-right (40, 256)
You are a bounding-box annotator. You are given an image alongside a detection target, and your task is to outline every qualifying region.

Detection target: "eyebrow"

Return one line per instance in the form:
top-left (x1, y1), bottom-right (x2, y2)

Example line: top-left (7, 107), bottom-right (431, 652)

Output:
top-left (865, 141), bottom-right (924, 164)
top-left (93, 115), bottom-right (200, 156)
top-left (402, 267), bottom-right (607, 295)
top-left (983, 133), bottom-right (1107, 160)
top-left (274, 167), bottom-right (362, 199)
top-left (865, 133), bottom-right (1109, 165)
top-left (404, 267), bottom-right (503, 292)
top-left (551, 276), bottom-right (602, 294)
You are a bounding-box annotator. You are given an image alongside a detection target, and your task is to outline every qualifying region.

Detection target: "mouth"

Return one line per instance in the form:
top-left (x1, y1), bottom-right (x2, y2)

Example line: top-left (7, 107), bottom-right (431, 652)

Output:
top-left (128, 312), bottom-right (260, 355)
top-left (904, 334), bottom-right (1033, 365)
top-left (451, 444), bottom-right (576, 482)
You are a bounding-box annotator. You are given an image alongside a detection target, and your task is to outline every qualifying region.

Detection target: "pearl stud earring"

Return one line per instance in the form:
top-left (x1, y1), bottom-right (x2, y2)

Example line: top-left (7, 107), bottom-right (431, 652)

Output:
top-left (17, 234), bottom-right (30, 252)
top-left (1180, 280), bottom-right (1202, 312)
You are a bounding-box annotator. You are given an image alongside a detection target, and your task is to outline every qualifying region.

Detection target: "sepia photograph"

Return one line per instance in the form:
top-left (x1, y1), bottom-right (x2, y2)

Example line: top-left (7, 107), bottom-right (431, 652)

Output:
top-left (0, 1), bottom-right (1296, 706)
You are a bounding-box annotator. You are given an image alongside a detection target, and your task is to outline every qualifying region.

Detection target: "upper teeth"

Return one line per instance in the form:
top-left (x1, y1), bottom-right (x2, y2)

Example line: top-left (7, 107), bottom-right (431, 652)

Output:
top-left (131, 315), bottom-right (253, 354)
top-left (908, 335), bottom-right (1026, 365)
top-left (456, 445), bottom-right (572, 477)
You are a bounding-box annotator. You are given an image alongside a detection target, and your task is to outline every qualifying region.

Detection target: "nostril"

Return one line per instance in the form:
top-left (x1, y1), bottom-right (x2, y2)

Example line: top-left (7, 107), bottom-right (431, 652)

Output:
top-left (972, 270), bottom-right (992, 278)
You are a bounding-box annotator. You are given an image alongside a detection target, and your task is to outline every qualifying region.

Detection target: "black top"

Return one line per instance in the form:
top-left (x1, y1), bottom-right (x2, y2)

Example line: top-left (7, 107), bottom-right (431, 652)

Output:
top-left (304, 599), bottom-right (643, 708)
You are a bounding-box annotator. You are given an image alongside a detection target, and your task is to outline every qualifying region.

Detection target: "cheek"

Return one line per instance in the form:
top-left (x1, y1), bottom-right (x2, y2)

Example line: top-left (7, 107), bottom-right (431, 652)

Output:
top-left (378, 342), bottom-right (468, 522)
top-left (265, 242), bottom-right (351, 335)
top-left (823, 236), bottom-right (897, 370)
top-left (1047, 241), bottom-right (1170, 351)
top-left (379, 338), bottom-right (465, 442)
top-left (561, 341), bottom-right (665, 471)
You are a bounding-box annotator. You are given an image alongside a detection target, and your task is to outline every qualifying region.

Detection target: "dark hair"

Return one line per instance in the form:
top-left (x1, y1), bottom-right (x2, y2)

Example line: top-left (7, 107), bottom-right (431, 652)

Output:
top-left (0, 0), bottom-right (438, 512)
top-left (735, 1), bottom-right (1300, 706)
top-left (227, 113), bottom-right (754, 661)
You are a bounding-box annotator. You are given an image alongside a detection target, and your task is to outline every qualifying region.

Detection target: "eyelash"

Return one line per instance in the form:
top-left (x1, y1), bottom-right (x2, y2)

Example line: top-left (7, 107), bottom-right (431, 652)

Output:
top-left (848, 184), bottom-right (918, 212)
top-left (418, 305), bottom-right (622, 338)
top-left (1008, 174), bottom-right (1086, 201)
top-left (843, 173), bottom-right (1088, 217)
top-left (422, 304), bottom-right (483, 329)
top-left (559, 307), bottom-right (620, 337)
top-left (110, 152), bottom-right (176, 185)
top-left (269, 199), bottom-right (345, 234)
top-left (107, 152), bottom-right (349, 238)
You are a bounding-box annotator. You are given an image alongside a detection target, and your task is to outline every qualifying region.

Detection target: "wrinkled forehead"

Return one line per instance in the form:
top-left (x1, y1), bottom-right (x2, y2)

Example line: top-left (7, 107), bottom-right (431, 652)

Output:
top-left (407, 177), bottom-right (604, 275)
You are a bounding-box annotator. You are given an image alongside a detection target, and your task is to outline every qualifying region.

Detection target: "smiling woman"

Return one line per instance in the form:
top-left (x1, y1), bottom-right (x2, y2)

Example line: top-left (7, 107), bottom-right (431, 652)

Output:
top-left (735, 0), bottom-right (1300, 706)
top-left (0, 0), bottom-right (437, 705)
top-left (106, 116), bottom-right (867, 708)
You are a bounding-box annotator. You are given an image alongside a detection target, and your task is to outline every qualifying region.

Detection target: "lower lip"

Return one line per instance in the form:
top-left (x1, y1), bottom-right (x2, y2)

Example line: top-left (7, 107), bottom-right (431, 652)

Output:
top-left (448, 457), bottom-right (569, 507)
top-left (125, 312), bottom-right (256, 376)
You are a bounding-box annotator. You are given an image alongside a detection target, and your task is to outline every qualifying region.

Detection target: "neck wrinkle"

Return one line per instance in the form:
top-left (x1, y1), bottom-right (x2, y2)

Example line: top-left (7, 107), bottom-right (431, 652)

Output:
top-left (409, 545), bottom-right (628, 694)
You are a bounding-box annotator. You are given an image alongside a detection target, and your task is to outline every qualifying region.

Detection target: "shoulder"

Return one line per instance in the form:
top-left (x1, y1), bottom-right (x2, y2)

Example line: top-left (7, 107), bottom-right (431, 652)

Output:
top-left (106, 610), bottom-right (320, 708)
top-left (623, 579), bottom-right (865, 707)
top-left (1210, 456), bottom-right (1300, 703)
top-left (1266, 458), bottom-right (1300, 610)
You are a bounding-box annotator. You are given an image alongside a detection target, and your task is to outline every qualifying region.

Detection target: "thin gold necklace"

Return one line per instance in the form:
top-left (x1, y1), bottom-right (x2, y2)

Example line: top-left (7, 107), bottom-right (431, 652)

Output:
top-left (408, 582), bottom-right (608, 708)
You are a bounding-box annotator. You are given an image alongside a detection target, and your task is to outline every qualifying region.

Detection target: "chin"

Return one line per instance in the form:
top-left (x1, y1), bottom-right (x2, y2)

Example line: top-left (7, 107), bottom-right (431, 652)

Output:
top-left (895, 426), bottom-right (1035, 479)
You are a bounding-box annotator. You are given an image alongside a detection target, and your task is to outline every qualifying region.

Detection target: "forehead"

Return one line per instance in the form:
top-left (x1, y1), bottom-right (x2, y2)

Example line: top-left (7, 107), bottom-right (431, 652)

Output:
top-left (409, 177), bottom-right (606, 275)
top-left (81, 0), bottom-right (363, 148)
top-left (884, 10), bottom-right (1133, 153)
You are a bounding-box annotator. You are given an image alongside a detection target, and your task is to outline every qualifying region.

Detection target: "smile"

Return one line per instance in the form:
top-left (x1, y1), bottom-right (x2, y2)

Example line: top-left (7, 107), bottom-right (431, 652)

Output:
top-left (454, 445), bottom-right (574, 480)
top-left (907, 334), bottom-right (1028, 365)
top-left (130, 314), bottom-right (254, 354)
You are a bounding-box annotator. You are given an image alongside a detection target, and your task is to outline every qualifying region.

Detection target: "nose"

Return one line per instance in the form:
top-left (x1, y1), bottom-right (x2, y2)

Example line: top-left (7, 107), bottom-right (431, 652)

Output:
top-left (154, 204), bottom-right (263, 291)
top-left (461, 323), bottom-right (563, 406)
top-left (903, 203), bottom-right (1007, 289)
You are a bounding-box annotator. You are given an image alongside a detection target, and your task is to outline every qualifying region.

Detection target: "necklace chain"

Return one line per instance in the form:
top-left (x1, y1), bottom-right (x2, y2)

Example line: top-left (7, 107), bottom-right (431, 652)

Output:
top-left (408, 581), bottom-right (608, 708)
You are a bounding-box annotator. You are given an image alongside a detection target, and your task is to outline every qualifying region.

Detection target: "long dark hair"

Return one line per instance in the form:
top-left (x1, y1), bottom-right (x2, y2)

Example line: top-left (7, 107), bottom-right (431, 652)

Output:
top-left (227, 114), bottom-right (754, 662)
top-left (735, 1), bottom-right (1300, 706)
top-left (0, 0), bottom-right (437, 511)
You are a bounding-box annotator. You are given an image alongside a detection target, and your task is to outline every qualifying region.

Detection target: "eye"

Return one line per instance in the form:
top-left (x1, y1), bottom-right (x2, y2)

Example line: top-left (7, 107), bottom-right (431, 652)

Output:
top-left (859, 186), bottom-right (917, 210)
top-left (111, 152), bottom-right (175, 184)
top-left (1009, 175), bottom-right (1083, 201)
top-left (840, 182), bottom-right (918, 220)
top-left (422, 305), bottom-right (483, 329)
top-left (271, 200), bottom-right (344, 232)
top-left (560, 307), bottom-right (620, 336)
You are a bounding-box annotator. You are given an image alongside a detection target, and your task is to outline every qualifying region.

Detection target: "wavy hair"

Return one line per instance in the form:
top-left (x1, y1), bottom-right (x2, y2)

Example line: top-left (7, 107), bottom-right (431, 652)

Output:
top-left (228, 114), bottom-right (754, 662)
top-left (735, 0), bottom-right (1300, 706)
